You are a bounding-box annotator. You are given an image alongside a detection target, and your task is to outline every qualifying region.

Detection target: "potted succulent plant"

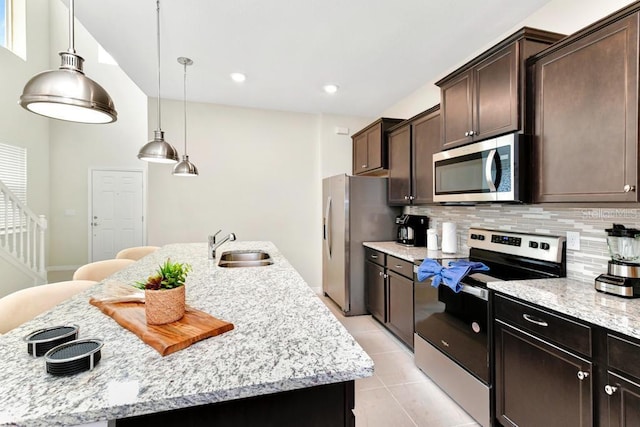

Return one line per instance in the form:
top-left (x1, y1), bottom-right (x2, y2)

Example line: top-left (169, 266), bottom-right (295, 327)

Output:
top-left (135, 258), bottom-right (192, 325)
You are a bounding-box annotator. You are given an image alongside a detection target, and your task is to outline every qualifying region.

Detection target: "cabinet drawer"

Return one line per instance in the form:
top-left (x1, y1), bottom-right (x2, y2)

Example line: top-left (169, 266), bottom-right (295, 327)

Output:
top-left (365, 248), bottom-right (385, 266)
top-left (608, 334), bottom-right (640, 381)
top-left (386, 255), bottom-right (413, 279)
top-left (494, 294), bottom-right (592, 357)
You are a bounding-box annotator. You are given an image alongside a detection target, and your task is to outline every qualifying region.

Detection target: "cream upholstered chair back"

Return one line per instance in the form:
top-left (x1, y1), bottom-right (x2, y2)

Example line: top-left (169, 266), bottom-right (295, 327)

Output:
top-left (72, 258), bottom-right (135, 282)
top-left (115, 246), bottom-right (160, 261)
top-left (0, 280), bottom-right (97, 334)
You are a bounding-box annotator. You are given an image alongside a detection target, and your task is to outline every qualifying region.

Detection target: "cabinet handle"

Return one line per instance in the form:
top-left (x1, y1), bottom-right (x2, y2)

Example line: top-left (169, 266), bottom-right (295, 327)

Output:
top-left (605, 385), bottom-right (618, 395)
top-left (624, 184), bottom-right (636, 193)
top-left (371, 255), bottom-right (378, 259)
top-left (409, 195), bottom-right (415, 201)
top-left (441, 340), bottom-right (450, 347)
top-left (378, 271), bottom-right (383, 277)
top-left (404, 195), bottom-right (409, 200)
top-left (464, 131), bottom-right (470, 137)
top-left (469, 130), bottom-right (475, 136)
top-left (522, 313), bottom-right (548, 327)
top-left (577, 371), bottom-right (589, 381)
top-left (361, 164), bottom-right (367, 169)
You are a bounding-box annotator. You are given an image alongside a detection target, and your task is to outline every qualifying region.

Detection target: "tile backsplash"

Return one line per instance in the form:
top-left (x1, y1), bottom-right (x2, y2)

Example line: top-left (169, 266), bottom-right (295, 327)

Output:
top-left (407, 204), bottom-right (640, 283)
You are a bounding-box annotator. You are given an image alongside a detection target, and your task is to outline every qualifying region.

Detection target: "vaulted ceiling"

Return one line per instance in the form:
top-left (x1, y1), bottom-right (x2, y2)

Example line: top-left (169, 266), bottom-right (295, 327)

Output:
top-left (70, 0), bottom-right (552, 117)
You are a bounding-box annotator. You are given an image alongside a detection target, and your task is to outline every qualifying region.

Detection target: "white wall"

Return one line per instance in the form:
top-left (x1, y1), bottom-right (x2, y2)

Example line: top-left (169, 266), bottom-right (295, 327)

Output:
top-left (146, 100), bottom-right (329, 287)
top-left (47, 0), bottom-right (148, 271)
top-left (0, 0), bottom-right (50, 296)
top-left (382, 0), bottom-right (637, 118)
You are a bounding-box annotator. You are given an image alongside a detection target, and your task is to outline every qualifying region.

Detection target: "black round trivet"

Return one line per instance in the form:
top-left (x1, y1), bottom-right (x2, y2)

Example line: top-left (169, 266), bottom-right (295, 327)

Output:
top-left (44, 339), bottom-right (103, 376)
top-left (24, 325), bottom-right (79, 357)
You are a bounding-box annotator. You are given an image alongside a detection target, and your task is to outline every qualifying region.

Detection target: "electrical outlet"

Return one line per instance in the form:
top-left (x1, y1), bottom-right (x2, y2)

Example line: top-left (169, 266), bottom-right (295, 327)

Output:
top-left (567, 231), bottom-right (581, 251)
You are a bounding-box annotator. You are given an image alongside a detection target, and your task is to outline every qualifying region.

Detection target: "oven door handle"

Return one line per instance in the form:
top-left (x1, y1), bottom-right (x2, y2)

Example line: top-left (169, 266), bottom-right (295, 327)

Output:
top-left (460, 284), bottom-right (489, 301)
top-left (485, 149), bottom-right (497, 192)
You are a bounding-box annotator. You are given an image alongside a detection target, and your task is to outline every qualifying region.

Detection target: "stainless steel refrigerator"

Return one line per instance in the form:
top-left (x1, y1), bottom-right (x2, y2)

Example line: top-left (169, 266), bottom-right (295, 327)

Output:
top-left (322, 174), bottom-right (400, 315)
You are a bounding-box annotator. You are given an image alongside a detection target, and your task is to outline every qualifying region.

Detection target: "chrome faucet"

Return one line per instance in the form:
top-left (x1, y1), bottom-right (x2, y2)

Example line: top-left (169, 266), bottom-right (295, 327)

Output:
top-left (208, 230), bottom-right (236, 258)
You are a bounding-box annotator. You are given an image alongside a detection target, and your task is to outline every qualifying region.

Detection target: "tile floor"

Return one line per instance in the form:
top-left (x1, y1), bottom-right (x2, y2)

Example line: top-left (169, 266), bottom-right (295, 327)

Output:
top-left (320, 295), bottom-right (480, 427)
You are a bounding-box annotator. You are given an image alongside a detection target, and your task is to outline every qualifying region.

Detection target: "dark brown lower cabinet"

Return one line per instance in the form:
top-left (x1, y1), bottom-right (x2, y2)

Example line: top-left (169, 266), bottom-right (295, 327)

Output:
top-left (604, 372), bottom-right (640, 426)
top-left (494, 321), bottom-right (593, 427)
top-left (365, 260), bottom-right (386, 324)
top-left (117, 381), bottom-right (355, 427)
top-left (386, 270), bottom-right (414, 349)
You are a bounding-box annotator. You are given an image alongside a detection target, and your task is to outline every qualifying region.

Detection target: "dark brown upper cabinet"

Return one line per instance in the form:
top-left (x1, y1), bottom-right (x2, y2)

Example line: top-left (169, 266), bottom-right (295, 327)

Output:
top-left (530, 5), bottom-right (640, 203)
top-left (352, 118), bottom-right (403, 176)
top-left (437, 27), bottom-right (564, 150)
top-left (388, 106), bottom-right (441, 205)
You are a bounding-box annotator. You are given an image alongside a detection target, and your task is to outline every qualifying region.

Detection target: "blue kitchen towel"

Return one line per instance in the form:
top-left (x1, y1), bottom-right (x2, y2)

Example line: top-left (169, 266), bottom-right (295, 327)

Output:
top-left (448, 260), bottom-right (490, 272)
top-left (416, 258), bottom-right (473, 293)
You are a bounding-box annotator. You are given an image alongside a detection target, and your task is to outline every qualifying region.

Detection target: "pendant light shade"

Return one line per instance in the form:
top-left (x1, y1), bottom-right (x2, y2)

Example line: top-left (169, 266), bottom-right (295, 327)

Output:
top-left (19, 0), bottom-right (117, 124)
top-left (173, 57), bottom-right (199, 177)
top-left (138, 0), bottom-right (178, 164)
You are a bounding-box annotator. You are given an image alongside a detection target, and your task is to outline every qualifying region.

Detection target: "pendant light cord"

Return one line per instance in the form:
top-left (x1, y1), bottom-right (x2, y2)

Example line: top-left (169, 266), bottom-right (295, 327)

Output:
top-left (183, 62), bottom-right (188, 154)
top-left (156, 0), bottom-right (162, 131)
top-left (68, 0), bottom-right (75, 53)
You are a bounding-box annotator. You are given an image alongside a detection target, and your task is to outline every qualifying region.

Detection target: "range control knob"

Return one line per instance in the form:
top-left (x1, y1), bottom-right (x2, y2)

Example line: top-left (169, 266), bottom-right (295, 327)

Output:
top-left (529, 241), bottom-right (539, 249)
top-left (471, 234), bottom-right (478, 240)
top-left (478, 235), bottom-right (485, 241)
top-left (540, 242), bottom-right (550, 250)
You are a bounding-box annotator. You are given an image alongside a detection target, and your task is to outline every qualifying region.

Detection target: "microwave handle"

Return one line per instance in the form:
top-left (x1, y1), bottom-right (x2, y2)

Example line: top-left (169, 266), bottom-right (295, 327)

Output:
top-left (485, 149), bottom-right (497, 192)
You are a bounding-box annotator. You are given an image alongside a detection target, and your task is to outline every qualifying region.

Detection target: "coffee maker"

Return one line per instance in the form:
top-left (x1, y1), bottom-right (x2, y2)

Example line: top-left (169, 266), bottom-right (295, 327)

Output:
top-left (395, 214), bottom-right (429, 246)
top-left (595, 224), bottom-right (640, 298)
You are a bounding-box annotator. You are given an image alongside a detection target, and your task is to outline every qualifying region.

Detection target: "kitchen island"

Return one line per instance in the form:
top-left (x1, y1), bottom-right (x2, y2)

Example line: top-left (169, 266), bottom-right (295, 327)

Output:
top-left (0, 241), bottom-right (373, 426)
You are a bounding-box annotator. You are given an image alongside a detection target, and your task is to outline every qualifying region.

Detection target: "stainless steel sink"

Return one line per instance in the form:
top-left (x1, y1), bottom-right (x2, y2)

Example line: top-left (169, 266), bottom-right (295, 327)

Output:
top-left (217, 250), bottom-right (273, 268)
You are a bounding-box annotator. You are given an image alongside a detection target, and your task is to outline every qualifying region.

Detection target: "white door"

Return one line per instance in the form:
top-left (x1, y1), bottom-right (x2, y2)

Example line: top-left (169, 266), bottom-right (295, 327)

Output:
top-left (91, 170), bottom-right (144, 261)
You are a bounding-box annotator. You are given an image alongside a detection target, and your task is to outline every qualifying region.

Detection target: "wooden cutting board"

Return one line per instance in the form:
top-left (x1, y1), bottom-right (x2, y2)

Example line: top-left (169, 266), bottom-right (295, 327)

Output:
top-left (89, 298), bottom-right (234, 356)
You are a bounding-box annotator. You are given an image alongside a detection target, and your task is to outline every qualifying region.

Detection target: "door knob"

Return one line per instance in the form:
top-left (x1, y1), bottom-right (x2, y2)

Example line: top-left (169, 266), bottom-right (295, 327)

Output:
top-left (577, 371), bottom-right (589, 381)
top-left (604, 385), bottom-right (618, 395)
top-left (91, 222), bottom-right (99, 226)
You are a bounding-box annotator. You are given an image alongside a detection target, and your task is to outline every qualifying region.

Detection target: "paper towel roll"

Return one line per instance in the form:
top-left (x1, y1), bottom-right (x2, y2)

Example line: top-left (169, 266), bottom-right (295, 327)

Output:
top-left (441, 222), bottom-right (457, 254)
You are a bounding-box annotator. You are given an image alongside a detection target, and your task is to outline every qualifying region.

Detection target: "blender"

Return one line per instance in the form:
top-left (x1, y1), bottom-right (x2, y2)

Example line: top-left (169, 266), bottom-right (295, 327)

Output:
top-left (595, 224), bottom-right (640, 298)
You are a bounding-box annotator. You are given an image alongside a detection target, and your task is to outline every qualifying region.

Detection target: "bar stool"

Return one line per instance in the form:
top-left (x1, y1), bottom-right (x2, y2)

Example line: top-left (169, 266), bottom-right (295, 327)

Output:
top-left (0, 280), bottom-right (98, 334)
top-left (72, 259), bottom-right (135, 282)
top-left (115, 246), bottom-right (160, 261)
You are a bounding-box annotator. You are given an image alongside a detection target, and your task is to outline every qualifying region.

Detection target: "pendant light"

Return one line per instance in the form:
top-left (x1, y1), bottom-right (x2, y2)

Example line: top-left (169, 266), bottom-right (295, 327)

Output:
top-left (19, 0), bottom-right (117, 124)
top-left (172, 57), bottom-right (199, 177)
top-left (137, 0), bottom-right (178, 164)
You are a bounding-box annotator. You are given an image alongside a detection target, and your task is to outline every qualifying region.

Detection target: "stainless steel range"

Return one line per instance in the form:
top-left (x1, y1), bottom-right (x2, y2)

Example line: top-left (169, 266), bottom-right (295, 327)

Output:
top-left (413, 228), bottom-right (566, 427)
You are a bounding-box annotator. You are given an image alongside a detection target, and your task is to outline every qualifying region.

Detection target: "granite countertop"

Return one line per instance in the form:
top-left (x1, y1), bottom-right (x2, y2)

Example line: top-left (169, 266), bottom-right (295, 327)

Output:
top-left (363, 241), bottom-right (469, 263)
top-left (488, 278), bottom-right (640, 340)
top-left (0, 241), bottom-right (373, 427)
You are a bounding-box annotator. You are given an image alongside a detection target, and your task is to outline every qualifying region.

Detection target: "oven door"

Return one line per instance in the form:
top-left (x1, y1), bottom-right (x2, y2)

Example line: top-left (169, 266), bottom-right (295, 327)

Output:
top-left (433, 133), bottom-right (521, 203)
top-left (414, 279), bottom-right (490, 384)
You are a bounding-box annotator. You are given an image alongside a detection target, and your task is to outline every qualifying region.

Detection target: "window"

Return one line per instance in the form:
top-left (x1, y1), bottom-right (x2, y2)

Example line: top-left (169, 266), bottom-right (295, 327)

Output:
top-left (0, 0), bottom-right (7, 48)
top-left (0, 143), bottom-right (27, 230)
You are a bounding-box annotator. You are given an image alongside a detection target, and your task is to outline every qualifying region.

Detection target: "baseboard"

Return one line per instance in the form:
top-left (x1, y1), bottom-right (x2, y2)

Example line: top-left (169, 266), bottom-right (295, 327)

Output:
top-left (47, 265), bottom-right (81, 272)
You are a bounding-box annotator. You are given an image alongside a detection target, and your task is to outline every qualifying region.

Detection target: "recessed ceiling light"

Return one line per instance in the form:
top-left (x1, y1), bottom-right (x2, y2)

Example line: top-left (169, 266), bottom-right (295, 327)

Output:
top-left (323, 84), bottom-right (339, 94)
top-left (230, 72), bottom-right (246, 83)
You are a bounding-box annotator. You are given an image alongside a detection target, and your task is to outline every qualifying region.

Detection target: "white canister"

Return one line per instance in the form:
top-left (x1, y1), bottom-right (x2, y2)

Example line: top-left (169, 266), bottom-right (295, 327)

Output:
top-left (427, 229), bottom-right (439, 250)
top-left (441, 222), bottom-right (457, 254)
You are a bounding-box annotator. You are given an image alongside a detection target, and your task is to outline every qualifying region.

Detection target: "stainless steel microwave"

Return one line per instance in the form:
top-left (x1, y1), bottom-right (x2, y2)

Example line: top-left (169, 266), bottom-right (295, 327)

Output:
top-left (432, 133), bottom-right (528, 203)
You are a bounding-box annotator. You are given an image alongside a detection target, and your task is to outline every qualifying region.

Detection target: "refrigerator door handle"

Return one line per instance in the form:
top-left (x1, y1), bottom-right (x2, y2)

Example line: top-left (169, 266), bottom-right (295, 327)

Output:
top-left (324, 196), bottom-right (332, 259)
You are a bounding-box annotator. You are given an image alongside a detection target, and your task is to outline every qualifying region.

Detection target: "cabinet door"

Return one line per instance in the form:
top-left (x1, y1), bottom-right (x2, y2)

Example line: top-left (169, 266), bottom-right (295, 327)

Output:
top-left (495, 321), bottom-right (593, 427)
top-left (388, 125), bottom-right (412, 205)
top-left (353, 133), bottom-right (369, 175)
top-left (412, 110), bottom-right (441, 204)
top-left (365, 261), bottom-right (386, 323)
top-left (474, 43), bottom-right (517, 140)
top-left (387, 271), bottom-right (414, 349)
top-left (533, 14), bottom-right (639, 202)
top-left (605, 371), bottom-right (640, 427)
top-left (366, 124), bottom-right (383, 172)
top-left (441, 70), bottom-right (473, 149)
